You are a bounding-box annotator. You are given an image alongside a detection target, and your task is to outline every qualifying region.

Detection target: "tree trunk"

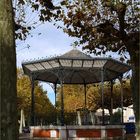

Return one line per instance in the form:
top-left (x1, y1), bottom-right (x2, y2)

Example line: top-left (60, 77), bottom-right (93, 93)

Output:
top-left (129, 49), bottom-right (140, 139)
top-left (0, 0), bottom-right (18, 139)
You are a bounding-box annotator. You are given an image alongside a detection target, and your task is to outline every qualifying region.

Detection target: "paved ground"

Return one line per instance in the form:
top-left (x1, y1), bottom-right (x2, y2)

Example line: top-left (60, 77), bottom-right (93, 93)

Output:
top-left (19, 133), bottom-right (136, 140)
top-left (19, 133), bottom-right (30, 140)
top-left (125, 134), bottom-right (136, 140)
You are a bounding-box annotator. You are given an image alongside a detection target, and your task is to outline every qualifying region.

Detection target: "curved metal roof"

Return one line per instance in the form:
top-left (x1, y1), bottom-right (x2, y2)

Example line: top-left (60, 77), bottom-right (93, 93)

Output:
top-left (22, 49), bottom-right (131, 84)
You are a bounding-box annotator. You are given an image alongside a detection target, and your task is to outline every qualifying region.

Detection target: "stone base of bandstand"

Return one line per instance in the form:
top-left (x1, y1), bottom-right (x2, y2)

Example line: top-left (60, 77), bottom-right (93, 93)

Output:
top-left (30, 125), bottom-right (125, 140)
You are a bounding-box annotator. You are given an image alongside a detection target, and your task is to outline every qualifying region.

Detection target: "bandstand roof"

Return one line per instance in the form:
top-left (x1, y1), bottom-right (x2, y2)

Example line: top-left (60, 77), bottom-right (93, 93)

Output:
top-left (22, 49), bottom-right (131, 84)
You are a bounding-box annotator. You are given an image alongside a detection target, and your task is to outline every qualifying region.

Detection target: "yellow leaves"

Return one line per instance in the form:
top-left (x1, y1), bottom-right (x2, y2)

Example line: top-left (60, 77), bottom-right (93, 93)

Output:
top-left (57, 85), bottom-right (85, 112)
top-left (17, 69), bottom-right (55, 118)
top-left (61, 81), bottom-right (132, 113)
top-left (64, 95), bottom-right (84, 112)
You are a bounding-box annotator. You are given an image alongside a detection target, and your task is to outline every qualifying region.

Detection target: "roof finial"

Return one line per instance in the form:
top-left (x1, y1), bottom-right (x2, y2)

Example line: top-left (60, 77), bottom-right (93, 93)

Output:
top-left (71, 41), bottom-right (78, 50)
top-left (73, 45), bottom-right (77, 50)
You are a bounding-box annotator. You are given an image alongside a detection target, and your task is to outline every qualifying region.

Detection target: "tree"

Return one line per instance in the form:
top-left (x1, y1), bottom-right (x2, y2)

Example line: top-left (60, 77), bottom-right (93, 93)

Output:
top-left (57, 85), bottom-right (85, 112)
top-left (87, 80), bottom-right (133, 115)
top-left (57, 82), bottom-right (132, 124)
top-left (0, 0), bottom-right (18, 139)
top-left (0, 0), bottom-right (58, 139)
top-left (56, 0), bottom-right (139, 137)
top-left (57, 85), bottom-right (85, 124)
top-left (17, 69), bottom-right (56, 125)
top-left (13, 0), bottom-right (59, 41)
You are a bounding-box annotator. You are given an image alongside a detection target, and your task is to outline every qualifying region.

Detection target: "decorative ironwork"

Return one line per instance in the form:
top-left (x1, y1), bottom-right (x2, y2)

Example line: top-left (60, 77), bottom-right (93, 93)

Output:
top-left (22, 49), bottom-right (131, 126)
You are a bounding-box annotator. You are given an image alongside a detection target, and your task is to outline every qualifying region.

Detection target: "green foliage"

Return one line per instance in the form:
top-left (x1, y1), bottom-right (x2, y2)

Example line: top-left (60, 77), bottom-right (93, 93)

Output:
top-left (64, 112), bottom-right (77, 125)
top-left (87, 80), bottom-right (132, 113)
top-left (17, 69), bottom-right (56, 124)
top-left (110, 109), bottom-right (122, 124)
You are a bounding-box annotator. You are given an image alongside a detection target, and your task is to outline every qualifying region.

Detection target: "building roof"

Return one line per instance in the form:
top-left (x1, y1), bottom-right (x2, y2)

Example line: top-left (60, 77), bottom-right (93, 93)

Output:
top-left (59, 49), bottom-right (92, 59)
top-left (22, 49), bottom-right (131, 84)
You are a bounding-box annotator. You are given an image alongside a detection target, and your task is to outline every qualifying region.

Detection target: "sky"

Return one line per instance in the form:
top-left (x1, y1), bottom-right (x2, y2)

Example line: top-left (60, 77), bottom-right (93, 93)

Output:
top-left (16, 22), bottom-right (78, 105)
top-left (16, 21), bottom-right (130, 105)
top-left (15, 0), bottom-right (131, 105)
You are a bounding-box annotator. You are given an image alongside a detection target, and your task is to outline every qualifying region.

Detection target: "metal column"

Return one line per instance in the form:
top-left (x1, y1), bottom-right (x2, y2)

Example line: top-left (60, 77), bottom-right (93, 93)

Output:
top-left (31, 76), bottom-right (35, 126)
top-left (119, 76), bottom-right (124, 124)
top-left (101, 68), bottom-right (105, 125)
top-left (110, 81), bottom-right (114, 116)
top-left (54, 84), bottom-right (57, 107)
top-left (54, 83), bottom-right (58, 125)
top-left (84, 84), bottom-right (87, 108)
top-left (84, 84), bottom-right (87, 124)
top-left (60, 79), bottom-right (64, 126)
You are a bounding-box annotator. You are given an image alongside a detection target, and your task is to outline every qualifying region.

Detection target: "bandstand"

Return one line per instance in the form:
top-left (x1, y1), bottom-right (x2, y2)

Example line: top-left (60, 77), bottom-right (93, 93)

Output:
top-left (22, 49), bottom-right (131, 139)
